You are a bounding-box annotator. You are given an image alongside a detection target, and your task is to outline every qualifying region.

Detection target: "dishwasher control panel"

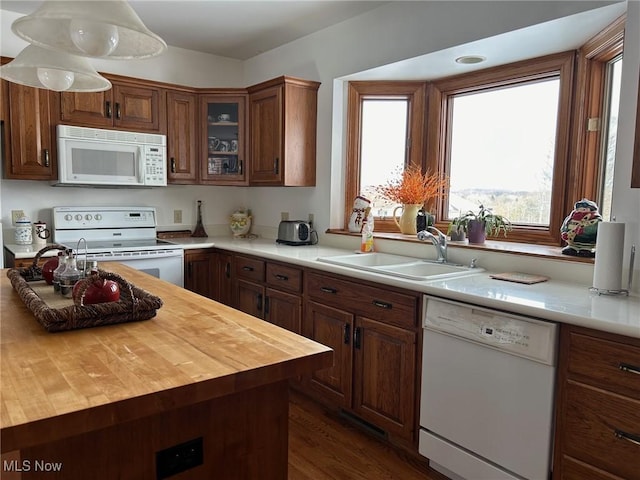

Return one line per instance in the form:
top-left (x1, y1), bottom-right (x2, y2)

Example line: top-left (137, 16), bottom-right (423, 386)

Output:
top-left (423, 297), bottom-right (558, 365)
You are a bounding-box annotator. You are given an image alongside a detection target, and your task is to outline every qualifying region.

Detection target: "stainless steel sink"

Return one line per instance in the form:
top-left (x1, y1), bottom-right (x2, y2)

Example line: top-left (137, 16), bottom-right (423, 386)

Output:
top-left (316, 252), bottom-right (483, 281)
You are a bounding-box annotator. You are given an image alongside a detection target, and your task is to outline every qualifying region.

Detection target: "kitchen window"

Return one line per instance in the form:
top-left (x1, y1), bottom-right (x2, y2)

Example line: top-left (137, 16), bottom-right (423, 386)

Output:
top-left (343, 15), bottom-right (625, 247)
top-left (345, 81), bottom-right (426, 232)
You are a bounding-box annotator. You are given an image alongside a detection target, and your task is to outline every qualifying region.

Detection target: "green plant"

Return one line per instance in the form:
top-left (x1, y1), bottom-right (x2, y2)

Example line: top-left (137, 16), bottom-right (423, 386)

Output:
top-left (447, 204), bottom-right (513, 237)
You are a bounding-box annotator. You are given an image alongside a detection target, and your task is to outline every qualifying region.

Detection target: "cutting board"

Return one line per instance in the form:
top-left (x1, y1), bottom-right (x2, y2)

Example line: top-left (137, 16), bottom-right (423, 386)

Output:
top-left (489, 272), bottom-right (550, 284)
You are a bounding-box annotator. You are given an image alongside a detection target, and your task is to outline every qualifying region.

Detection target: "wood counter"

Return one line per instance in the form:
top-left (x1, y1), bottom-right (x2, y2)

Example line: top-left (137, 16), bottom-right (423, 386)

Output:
top-left (0, 263), bottom-right (333, 479)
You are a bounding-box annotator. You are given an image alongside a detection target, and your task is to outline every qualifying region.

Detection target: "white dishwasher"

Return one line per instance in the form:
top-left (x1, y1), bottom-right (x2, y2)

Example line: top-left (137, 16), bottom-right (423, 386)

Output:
top-left (419, 297), bottom-right (558, 480)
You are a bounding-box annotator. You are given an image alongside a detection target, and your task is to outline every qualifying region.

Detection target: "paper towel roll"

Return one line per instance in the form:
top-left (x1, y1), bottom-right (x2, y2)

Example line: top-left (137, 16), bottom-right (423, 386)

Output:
top-left (592, 222), bottom-right (625, 291)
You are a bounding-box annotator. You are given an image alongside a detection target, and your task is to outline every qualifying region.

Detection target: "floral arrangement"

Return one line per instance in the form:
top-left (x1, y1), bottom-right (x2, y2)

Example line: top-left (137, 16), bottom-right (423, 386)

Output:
top-left (375, 164), bottom-right (448, 205)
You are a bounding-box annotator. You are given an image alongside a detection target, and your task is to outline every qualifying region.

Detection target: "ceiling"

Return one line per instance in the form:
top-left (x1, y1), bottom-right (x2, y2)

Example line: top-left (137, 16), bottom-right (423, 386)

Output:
top-left (0, 0), bottom-right (388, 60)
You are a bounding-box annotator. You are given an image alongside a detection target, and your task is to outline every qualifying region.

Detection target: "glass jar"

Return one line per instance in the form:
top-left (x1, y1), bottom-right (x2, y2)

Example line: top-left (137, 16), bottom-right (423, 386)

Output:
top-left (59, 251), bottom-right (81, 299)
top-left (52, 251), bottom-right (68, 293)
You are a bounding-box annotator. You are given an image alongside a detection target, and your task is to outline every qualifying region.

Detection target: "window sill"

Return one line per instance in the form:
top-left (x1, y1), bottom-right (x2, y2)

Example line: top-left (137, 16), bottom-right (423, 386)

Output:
top-left (325, 229), bottom-right (595, 264)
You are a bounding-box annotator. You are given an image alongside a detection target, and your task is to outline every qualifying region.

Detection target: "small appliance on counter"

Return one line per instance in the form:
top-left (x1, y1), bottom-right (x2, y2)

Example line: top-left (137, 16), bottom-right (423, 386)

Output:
top-left (276, 220), bottom-right (317, 246)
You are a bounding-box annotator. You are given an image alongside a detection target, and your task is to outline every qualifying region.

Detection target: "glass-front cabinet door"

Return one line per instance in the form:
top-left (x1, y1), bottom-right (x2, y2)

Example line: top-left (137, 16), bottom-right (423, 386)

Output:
top-left (200, 94), bottom-right (247, 185)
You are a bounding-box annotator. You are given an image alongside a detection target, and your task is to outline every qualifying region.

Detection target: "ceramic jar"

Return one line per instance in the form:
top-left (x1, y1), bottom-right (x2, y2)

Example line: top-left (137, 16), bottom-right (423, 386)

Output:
top-left (229, 210), bottom-right (252, 237)
top-left (14, 216), bottom-right (33, 245)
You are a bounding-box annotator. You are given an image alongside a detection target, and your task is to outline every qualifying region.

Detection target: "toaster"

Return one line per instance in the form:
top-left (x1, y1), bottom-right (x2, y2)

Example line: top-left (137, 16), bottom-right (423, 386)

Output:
top-left (276, 220), bottom-right (314, 245)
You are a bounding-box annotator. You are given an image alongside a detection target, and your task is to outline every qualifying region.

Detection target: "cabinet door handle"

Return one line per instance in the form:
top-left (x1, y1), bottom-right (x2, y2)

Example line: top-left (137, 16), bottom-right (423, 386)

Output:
top-left (354, 327), bottom-right (361, 349)
top-left (343, 324), bottom-right (351, 345)
top-left (115, 102), bottom-right (121, 119)
top-left (225, 262), bottom-right (231, 278)
top-left (238, 160), bottom-right (243, 175)
top-left (242, 266), bottom-right (254, 272)
top-left (274, 157), bottom-right (279, 174)
top-left (274, 274), bottom-right (289, 281)
top-left (257, 293), bottom-right (263, 312)
top-left (619, 362), bottom-right (640, 375)
top-left (170, 157), bottom-right (176, 173)
top-left (320, 286), bottom-right (337, 294)
top-left (264, 296), bottom-right (270, 315)
top-left (372, 300), bottom-right (393, 309)
top-left (105, 101), bottom-right (112, 118)
top-left (43, 149), bottom-right (50, 167)
top-left (614, 429), bottom-right (640, 446)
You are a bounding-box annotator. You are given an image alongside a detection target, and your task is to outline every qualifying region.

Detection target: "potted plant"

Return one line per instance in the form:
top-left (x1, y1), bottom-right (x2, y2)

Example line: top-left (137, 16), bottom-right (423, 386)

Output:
top-left (375, 164), bottom-right (448, 234)
top-left (448, 204), bottom-right (512, 244)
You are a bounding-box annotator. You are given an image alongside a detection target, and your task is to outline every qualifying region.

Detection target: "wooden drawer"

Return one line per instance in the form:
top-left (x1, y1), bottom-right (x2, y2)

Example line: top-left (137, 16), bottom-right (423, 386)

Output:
top-left (235, 255), bottom-right (265, 282)
top-left (559, 456), bottom-right (626, 480)
top-left (266, 262), bottom-right (302, 293)
top-left (306, 271), bottom-right (418, 329)
top-left (562, 381), bottom-right (640, 480)
top-left (567, 331), bottom-right (640, 400)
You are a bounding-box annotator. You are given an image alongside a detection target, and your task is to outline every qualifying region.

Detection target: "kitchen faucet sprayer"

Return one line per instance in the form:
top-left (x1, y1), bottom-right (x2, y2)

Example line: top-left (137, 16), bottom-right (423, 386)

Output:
top-left (417, 226), bottom-right (448, 263)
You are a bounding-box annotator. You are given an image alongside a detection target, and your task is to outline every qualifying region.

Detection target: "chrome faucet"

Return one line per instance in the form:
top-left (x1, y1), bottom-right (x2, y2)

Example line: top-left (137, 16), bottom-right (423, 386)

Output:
top-left (417, 226), bottom-right (448, 263)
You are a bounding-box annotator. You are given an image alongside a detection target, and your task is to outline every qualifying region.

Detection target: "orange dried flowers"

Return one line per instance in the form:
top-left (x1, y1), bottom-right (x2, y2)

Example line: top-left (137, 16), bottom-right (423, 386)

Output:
top-left (376, 164), bottom-right (448, 205)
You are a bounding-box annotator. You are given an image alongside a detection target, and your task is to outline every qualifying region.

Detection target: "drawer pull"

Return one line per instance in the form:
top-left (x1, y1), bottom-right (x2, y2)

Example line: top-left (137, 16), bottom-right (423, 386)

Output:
top-left (257, 293), bottom-right (263, 312)
top-left (619, 362), bottom-right (640, 375)
top-left (614, 429), bottom-right (640, 446)
top-left (372, 300), bottom-right (392, 309)
top-left (343, 324), bottom-right (351, 345)
top-left (320, 286), bottom-right (337, 294)
top-left (354, 327), bottom-right (361, 349)
top-left (274, 274), bottom-right (289, 281)
top-left (242, 266), bottom-right (254, 272)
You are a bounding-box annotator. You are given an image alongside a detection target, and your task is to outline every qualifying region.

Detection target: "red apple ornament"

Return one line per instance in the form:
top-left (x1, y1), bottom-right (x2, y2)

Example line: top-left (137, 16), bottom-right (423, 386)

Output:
top-left (42, 257), bottom-right (59, 284)
top-left (73, 274), bottom-right (120, 305)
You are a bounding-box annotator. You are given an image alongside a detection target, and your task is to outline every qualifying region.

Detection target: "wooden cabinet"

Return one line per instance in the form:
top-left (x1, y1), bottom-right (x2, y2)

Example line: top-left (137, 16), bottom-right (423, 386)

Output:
top-left (200, 93), bottom-right (248, 185)
top-left (303, 269), bottom-right (420, 444)
top-left (248, 76), bottom-right (320, 186)
top-left (184, 249), bottom-right (216, 299)
top-left (213, 250), bottom-right (234, 306)
top-left (166, 90), bottom-right (198, 183)
top-left (184, 248), bottom-right (235, 304)
top-left (3, 82), bottom-right (57, 180)
top-left (235, 254), bottom-right (303, 334)
top-left (60, 77), bottom-right (164, 132)
top-left (553, 325), bottom-right (640, 480)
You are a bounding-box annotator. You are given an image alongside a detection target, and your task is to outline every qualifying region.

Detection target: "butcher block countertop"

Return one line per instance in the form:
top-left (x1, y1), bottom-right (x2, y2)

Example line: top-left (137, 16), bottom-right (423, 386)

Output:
top-left (0, 263), bottom-right (333, 457)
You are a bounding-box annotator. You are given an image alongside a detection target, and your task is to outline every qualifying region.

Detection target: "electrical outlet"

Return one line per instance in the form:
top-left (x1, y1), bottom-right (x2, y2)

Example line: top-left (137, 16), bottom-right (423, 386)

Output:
top-left (308, 213), bottom-right (314, 225)
top-left (173, 209), bottom-right (182, 224)
top-left (281, 212), bottom-right (289, 221)
top-left (11, 210), bottom-right (25, 225)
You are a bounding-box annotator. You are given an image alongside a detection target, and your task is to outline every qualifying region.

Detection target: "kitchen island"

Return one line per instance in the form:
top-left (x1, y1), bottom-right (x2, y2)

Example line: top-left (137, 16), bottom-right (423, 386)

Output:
top-left (0, 263), bottom-right (333, 479)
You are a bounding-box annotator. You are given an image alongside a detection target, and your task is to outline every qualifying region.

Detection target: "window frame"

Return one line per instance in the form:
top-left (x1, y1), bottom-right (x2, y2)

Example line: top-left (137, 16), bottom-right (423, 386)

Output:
top-left (345, 81), bottom-right (427, 233)
top-left (427, 51), bottom-right (576, 245)
top-left (573, 15), bottom-right (625, 202)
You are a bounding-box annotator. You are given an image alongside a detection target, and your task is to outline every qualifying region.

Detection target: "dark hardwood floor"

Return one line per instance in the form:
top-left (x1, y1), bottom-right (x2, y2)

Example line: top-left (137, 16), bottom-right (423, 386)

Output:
top-left (288, 390), bottom-right (448, 480)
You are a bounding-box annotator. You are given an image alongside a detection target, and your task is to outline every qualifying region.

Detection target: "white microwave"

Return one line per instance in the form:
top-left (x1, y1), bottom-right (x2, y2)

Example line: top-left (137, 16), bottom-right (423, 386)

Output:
top-left (55, 125), bottom-right (167, 187)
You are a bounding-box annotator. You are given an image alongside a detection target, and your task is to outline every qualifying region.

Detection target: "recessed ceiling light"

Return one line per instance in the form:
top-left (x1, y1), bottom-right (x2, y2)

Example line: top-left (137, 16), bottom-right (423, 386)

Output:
top-left (455, 55), bottom-right (486, 65)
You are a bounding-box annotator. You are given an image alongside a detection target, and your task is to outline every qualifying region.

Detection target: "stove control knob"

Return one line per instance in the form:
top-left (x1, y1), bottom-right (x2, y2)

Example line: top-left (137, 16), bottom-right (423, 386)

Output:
top-left (64, 214), bottom-right (72, 221)
top-left (85, 214), bottom-right (92, 221)
top-left (75, 214), bottom-right (82, 221)
top-left (95, 214), bottom-right (102, 221)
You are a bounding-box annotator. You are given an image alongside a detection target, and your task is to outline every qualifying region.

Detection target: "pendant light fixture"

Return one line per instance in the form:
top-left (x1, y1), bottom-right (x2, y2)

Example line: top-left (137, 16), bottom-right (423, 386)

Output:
top-left (0, 45), bottom-right (112, 92)
top-left (11, 0), bottom-right (167, 60)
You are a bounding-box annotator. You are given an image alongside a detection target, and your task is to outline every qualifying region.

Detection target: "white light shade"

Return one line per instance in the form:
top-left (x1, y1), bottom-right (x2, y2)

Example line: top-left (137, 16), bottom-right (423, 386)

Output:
top-left (70, 18), bottom-right (119, 57)
top-left (0, 45), bottom-right (112, 92)
top-left (11, 0), bottom-right (167, 60)
top-left (37, 67), bottom-right (75, 91)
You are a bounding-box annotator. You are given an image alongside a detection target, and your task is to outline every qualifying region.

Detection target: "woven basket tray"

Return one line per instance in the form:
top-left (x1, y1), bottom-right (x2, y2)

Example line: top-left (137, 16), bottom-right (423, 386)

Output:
top-left (7, 268), bottom-right (163, 333)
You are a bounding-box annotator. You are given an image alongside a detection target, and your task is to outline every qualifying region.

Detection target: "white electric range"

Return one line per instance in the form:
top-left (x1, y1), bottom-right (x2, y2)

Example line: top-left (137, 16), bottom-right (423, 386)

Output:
top-left (52, 206), bottom-right (184, 287)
